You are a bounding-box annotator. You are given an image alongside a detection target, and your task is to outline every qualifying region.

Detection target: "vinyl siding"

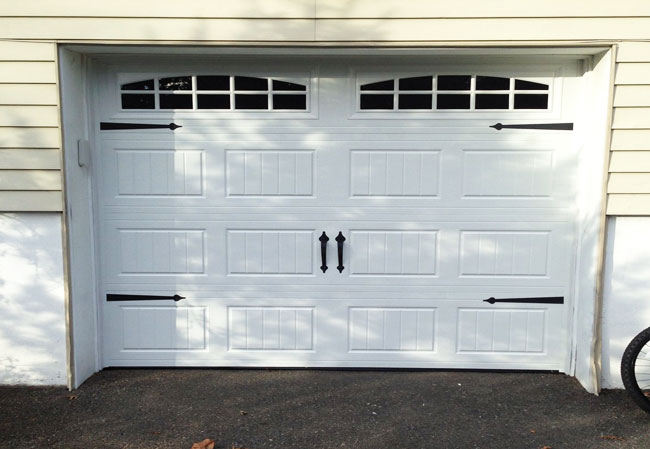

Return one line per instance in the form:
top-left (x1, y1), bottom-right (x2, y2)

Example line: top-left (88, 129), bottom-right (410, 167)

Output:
top-left (0, 41), bottom-right (62, 212)
top-left (607, 42), bottom-right (650, 215)
top-left (0, 1), bottom-right (649, 214)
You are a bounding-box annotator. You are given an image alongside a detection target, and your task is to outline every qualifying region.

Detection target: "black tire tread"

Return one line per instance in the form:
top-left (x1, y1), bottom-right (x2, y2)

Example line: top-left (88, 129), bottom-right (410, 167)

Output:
top-left (621, 326), bottom-right (650, 413)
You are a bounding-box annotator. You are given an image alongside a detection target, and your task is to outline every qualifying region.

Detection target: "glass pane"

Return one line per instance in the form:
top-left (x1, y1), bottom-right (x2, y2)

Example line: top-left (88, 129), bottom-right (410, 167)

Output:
top-left (360, 94), bottom-right (393, 110)
top-left (235, 94), bottom-right (268, 109)
top-left (514, 94), bottom-right (548, 109)
top-left (159, 94), bottom-right (193, 109)
top-left (360, 80), bottom-right (394, 91)
top-left (399, 76), bottom-right (433, 91)
top-left (398, 94), bottom-right (432, 109)
top-left (197, 94), bottom-right (230, 109)
top-left (272, 80), bottom-right (307, 91)
top-left (121, 80), bottom-right (154, 91)
top-left (436, 94), bottom-right (470, 109)
top-left (273, 94), bottom-right (307, 110)
top-left (476, 76), bottom-right (510, 90)
top-left (437, 75), bottom-right (471, 91)
top-left (234, 76), bottom-right (268, 91)
top-left (197, 76), bottom-right (229, 91)
top-left (475, 94), bottom-right (509, 109)
top-left (121, 94), bottom-right (155, 109)
top-left (515, 79), bottom-right (549, 91)
top-left (159, 76), bottom-right (192, 90)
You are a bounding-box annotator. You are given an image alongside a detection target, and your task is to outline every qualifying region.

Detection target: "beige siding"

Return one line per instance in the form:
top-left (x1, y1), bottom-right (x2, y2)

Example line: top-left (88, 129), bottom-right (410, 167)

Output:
top-left (608, 42), bottom-right (650, 214)
top-left (609, 152), bottom-right (650, 172)
top-left (0, 41), bottom-right (61, 212)
top-left (0, 191), bottom-right (63, 211)
top-left (1, 0), bottom-right (648, 18)
top-left (0, 4), bottom-right (648, 214)
top-left (0, 150), bottom-right (61, 169)
top-left (613, 86), bottom-right (650, 107)
top-left (0, 84), bottom-right (59, 105)
top-left (5, 17), bottom-right (650, 42)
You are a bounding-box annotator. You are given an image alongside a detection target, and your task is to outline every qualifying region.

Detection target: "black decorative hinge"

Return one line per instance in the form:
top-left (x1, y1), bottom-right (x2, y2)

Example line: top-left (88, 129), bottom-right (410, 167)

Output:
top-left (100, 122), bottom-right (182, 131)
top-left (107, 294), bottom-right (185, 302)
top-left (483, 296), bottom-right (564, 304)
top-left (490, 123), bottom-right (573, 131)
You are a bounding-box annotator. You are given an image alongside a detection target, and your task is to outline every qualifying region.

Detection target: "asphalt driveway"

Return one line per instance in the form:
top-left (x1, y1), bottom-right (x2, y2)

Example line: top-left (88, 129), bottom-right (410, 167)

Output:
top-left (0, 369), bottom-right (648, 449)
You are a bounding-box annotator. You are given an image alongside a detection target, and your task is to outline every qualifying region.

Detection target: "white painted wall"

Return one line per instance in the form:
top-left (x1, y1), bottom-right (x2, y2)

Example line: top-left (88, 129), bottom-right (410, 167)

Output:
top-left (0, 213), bottom-right (67, 385)
top-left (601, 217), bottom-right (650, 388)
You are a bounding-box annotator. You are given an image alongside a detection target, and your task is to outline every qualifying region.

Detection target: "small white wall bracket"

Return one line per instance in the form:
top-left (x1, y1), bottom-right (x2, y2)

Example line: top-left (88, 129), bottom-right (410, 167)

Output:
top-left (77, 140), bottom-right (90, 167)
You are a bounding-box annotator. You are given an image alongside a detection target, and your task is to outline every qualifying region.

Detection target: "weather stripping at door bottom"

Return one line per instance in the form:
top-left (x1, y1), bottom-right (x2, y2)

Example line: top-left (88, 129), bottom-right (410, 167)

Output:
top-left (106, 294), bottom-right (185, 302)
top-left (483, 296), bottom-right (564, 304)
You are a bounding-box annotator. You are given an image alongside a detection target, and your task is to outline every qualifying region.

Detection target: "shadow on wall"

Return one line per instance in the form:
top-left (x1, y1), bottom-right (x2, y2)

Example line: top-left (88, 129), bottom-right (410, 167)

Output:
top-left (601, 217), bottom-right (650, 389)
top-left (0, 213), bottom-right (66, 385)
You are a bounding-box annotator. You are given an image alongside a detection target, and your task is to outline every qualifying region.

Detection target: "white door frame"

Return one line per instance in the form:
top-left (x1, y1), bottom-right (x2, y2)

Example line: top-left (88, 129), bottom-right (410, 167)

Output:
top-left (59, 45), bottom-right (614, 392)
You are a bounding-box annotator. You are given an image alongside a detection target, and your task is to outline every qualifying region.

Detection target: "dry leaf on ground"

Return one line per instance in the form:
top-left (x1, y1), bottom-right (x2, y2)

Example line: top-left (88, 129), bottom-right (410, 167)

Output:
top-left (600, 435), bottom-right (625, 441)
top-left (191, 439), bottom-right (215, 449)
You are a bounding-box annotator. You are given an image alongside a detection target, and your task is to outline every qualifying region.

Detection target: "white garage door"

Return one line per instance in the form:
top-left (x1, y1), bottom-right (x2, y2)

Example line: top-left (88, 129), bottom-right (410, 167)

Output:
top-left (94, 57), bottom-right (581, 371)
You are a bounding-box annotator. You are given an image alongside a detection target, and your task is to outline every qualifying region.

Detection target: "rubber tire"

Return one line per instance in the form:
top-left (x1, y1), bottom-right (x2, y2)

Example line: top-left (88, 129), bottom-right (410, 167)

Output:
top-left (621, 326), bottom-right (650, 413)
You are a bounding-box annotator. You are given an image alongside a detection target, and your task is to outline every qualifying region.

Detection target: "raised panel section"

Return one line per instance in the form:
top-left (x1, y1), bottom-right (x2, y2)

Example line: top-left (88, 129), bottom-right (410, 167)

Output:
top-left (228, 307), bottom-right (314, 350)
top-left (349, 230), bottom-right (437, 275)
top-left (118, 229), bottom-right (205, 274)
top-left (349, 307), bottom-right (436, 352)
top-left (460, 231), bottom-right (549, 277)
top-left (457, 309), bottom-right (545, 353)
top-left (462, 150), bottom-right (553, 197)
top-left (227, 230), bottom-right (313, 274)
top-left (122, 306), bottom-right (206, 350)
top-left (350, 150), bottom-right (439, 197)
top-left (226, 150), bottom-right (313, 196)
top-left (116, 149), bottom-right (203, 196)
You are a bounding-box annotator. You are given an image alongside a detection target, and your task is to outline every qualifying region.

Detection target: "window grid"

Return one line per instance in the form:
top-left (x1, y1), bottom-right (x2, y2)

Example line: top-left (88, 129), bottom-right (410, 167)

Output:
top-left (120, 75), bottom-right (308, 111)
top-left (359, 75), bottom-right (549, 111)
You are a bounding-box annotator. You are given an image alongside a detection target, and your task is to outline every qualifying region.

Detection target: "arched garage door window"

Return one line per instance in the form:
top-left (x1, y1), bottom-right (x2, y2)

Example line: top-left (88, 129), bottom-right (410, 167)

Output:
top-left (120, 75), bottom-right (308, 111)
top-left (359, 75), bottom-right (549, 111)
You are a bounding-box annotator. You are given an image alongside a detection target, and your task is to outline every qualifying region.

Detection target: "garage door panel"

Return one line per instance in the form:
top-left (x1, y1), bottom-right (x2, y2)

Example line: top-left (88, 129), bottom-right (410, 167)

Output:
top-left (101, 219), bottom-right (571, 287)
top-left (97, 60), bottom-right (579, 371)
top-left (102, 297), bottom-right (566, 366)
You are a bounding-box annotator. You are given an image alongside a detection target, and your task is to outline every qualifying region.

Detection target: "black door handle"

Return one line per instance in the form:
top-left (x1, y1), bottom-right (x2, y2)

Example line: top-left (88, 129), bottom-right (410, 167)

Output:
top-left (319, 232), bottom-right (329, 273)
top-left (336, 231), bottom-right (346, 273)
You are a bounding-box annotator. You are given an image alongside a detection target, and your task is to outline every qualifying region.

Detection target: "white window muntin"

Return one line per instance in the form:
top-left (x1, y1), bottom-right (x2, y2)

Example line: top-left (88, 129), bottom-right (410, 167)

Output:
top-left (120, 75), bottom-right (309, 111)
top-left (113, 71), bottom-right (317, 120)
